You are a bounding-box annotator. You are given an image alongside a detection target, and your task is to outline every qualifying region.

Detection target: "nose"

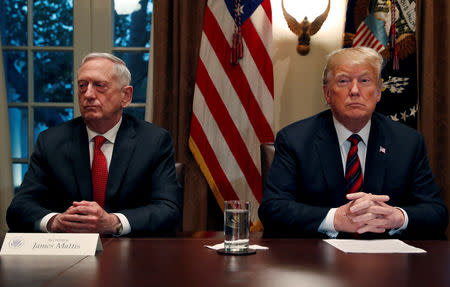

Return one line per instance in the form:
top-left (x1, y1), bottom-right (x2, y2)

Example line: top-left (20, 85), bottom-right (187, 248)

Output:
top-left (84, 83), bottom-right (96, 99)
top-left (349, 79), bottom-right (360, 96)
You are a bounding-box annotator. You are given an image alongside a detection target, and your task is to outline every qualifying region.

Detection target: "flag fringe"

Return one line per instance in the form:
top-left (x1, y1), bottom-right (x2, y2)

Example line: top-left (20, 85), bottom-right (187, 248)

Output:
top-left (189, 136), bottom-right (225, 211)
top-left (189, 136), bottom-right (263, 232)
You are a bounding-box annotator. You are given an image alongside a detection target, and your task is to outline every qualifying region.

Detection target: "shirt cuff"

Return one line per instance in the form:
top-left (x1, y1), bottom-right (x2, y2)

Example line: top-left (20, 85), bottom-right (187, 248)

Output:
top-left (113, 213), bottom-right (131, 236)
top-left (389, 207), bottom-right (409, 236)
top-left (318, 208), bottom-right (339, 238)
top-left (38, 213), bottom-right (59, 232)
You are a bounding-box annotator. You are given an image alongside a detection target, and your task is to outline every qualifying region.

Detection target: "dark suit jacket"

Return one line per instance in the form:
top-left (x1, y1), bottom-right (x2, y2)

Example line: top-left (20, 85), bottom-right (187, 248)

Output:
top-left (258, 110), bottom-right (448, 239)
top-left (7, 114), bottom-right (182, 236)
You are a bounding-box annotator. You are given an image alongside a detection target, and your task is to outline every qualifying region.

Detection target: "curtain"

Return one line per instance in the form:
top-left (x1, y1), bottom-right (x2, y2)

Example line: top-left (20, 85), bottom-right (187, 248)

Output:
top-left (0, 35), bottom-right (14, 237)
top-left (145, 11), bottom-right (154, 122)
top-left (417, 0), bottom-right (450, 235)
top-left (152, 0), bottom-right (210, 231)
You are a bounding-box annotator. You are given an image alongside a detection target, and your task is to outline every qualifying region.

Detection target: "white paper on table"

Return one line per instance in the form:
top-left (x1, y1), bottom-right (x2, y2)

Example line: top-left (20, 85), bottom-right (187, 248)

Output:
top-left (323, 239), bottom-right (426, 254)
top-left (204, 243), bottom-right (268, 250)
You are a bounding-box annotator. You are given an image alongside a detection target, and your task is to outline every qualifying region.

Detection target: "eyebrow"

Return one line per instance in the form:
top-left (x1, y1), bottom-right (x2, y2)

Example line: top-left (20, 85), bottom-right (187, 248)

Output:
top-left (334, 71), bottom-right (372, 78)
top-left (77, 79), bottom-right (109, 85)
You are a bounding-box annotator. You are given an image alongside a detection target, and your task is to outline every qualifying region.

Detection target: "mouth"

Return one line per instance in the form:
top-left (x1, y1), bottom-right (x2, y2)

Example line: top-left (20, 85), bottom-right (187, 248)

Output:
top-left (347, 103), bottom-right (365, 108)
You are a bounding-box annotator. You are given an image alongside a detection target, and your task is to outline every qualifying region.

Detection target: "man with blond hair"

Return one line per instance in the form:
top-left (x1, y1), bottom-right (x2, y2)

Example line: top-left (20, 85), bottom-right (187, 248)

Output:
top-left (259, 47), bottom-right (448, 239)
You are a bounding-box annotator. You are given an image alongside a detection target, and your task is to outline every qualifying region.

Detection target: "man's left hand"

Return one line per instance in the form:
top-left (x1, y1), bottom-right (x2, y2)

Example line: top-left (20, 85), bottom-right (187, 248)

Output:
top-left (346, 192), bottom-right (405, 234)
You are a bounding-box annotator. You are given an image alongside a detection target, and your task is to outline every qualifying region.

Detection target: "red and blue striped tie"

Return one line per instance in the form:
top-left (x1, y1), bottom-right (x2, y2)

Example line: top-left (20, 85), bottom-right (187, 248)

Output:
top-left (345, 134), bottom-right (363, 194)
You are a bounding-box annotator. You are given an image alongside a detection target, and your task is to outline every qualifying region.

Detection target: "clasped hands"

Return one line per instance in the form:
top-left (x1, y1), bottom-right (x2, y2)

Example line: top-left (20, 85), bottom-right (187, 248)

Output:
top-left (334, 192), bottom-right (405, 234)
top-left (47, 201), bottom-right (120, 234)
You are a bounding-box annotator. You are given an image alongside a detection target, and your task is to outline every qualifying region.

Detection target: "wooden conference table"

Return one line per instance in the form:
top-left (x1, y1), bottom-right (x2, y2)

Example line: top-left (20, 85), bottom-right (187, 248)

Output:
top-left (0, 232), bottom-right (448, 287)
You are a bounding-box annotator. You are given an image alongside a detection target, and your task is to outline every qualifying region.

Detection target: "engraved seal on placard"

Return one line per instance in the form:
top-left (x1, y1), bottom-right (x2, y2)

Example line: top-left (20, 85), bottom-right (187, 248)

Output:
top-left (9, 237), bottom-right (24, 249)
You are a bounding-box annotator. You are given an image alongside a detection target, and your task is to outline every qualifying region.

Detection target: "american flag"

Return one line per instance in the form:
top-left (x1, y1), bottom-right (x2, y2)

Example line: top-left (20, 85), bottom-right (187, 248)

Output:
top-left (353, 14), bottom-right (388, 53)
top-left (189, 0), bottom-right (274, 230)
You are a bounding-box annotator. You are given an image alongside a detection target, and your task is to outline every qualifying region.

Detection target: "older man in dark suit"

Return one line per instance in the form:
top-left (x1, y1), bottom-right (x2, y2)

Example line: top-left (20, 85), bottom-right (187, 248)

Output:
top-left (7, 53), bottom-right (182, 236)
top-left (259, 47), bottom-right (448, 239)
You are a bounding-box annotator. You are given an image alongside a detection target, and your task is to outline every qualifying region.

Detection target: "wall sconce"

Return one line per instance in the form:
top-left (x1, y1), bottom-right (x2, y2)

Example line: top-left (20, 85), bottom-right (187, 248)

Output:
top-left (114, 0), bottom-right (141, 15)
top-left (281, 0), bottom-right (331, 55)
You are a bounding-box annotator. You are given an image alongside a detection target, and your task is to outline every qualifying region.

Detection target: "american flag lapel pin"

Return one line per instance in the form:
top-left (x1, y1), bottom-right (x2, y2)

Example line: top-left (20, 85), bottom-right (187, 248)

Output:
top-left (379, 146), bottom-right (386, 154)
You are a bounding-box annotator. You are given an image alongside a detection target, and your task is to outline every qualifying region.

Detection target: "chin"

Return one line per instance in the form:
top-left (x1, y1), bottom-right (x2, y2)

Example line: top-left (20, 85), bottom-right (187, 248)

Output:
top-left (82, 113), bottom-right (102, 121)
top-left (346, 107), bottom-right (368, 116)
top-left (350, 115), bottom-right (372, 125)
top-left (348, 114), bottom-right (369, 121)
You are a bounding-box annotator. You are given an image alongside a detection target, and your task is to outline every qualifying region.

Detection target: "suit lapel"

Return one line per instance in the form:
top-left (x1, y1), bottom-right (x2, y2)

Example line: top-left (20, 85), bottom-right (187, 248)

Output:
top-left (70, 118), bottom-right (92, 200)
top-left (315, 113), bottom-right (347, 205)
top-left (105, 116), bottom-right (137, 204)
top-left (364, 115), bottom-right (389, 195)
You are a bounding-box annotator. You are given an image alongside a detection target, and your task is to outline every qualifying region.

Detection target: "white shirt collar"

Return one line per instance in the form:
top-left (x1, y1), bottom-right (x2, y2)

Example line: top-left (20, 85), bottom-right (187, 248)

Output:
top-left (86, 117), bottom-right (122, 144)
top-left (333, 116), bottom-right (371, 146)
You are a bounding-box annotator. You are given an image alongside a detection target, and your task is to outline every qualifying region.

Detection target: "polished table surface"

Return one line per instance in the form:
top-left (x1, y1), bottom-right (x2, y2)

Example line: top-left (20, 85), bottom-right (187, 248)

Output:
top-left (0, 232), bottom-right (449, 287)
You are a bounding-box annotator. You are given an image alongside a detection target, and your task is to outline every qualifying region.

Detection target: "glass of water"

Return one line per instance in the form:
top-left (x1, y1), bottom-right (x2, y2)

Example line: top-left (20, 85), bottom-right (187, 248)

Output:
top-left (224, 200), bottom-right (250, 252)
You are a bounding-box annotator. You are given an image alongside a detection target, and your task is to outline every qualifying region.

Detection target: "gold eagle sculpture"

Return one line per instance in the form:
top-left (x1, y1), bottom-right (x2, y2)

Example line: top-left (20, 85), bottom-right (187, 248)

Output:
top-left (281, 0), bottom-right (331, 55)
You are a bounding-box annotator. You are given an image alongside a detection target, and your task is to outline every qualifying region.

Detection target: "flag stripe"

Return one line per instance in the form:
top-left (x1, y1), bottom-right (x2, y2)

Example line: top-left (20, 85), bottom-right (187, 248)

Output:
top-left (207, 1), bottom-right (274, 127)
top-left (251, 5), bottom-right (273, 61)
top-left (189, 116), bottom-right (239, 202)
top-left (199, 34), bottom-right (262, 168)
top-left (358, 30), bottom-right (371, 47)
top-left (239, 37), bottom-right (274, 127)
top-left (361, 35), bottom-right (372, 46)
top-left (192, 85), bottom-right (260, 220)
top-left (353, 25), bottom-right (369, 46)
top-left (196, 59), bottom-right (263, 201)
top-left (203, 5), bottom-right (274, 142)
top-left (355, 25), bottom-right (372, 46)
top-left (192, 89), bottom-right (258, 204)
top-left (368, 37), bottom-right (377, 48)
top-left (242, 14), bottom-right (274, 97)
top-left (261, 0), bottom-right (272, 22)
top-left (353, 20), bottom-right (385, 53)
top-left (370, 39), bottom-right (379, 49)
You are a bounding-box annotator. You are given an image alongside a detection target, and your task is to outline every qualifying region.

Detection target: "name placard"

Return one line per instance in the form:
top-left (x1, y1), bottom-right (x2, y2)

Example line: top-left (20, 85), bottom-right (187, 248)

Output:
top-left (0, 233), bottom-right (103, 256)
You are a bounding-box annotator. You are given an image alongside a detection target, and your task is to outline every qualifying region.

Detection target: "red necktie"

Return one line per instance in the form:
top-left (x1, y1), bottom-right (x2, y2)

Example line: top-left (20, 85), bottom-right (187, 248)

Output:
top-left (345, 134), bottom-right (363, 194)
top-left (92, 136), bottom-right (108, 207)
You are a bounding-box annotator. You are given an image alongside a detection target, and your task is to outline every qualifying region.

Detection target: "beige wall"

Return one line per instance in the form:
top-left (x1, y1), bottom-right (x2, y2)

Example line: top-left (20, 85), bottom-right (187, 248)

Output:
top-left (272, 0), bottom-right (348, 132)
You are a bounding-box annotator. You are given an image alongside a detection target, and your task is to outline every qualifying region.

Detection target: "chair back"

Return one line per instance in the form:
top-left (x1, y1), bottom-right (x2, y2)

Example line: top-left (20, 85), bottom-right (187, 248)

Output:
top-left (175, 162), bottom-right (185, 188)
top-left (260, 143), bottom-right (275, 186)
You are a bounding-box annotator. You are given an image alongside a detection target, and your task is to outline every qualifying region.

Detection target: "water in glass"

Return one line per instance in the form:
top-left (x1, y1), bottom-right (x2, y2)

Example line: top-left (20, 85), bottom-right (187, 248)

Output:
top-left (224, 207), bottom-right (249, 252)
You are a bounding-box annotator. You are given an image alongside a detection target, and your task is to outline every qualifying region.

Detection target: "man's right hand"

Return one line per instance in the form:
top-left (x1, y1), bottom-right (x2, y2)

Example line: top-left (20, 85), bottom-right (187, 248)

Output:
top-left (47, 213), bottom-right (69, 233)
top-left (334, 201), bottom-right (366, 233)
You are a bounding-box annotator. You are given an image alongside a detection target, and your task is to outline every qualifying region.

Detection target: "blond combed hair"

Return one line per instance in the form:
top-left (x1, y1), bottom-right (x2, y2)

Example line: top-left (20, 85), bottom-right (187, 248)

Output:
top-left (322, 47), bottom-right (383, 88)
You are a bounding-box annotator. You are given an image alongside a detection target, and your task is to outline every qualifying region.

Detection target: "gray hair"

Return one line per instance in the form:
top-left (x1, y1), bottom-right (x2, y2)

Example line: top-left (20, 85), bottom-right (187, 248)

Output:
top-left (322, 47), bottom-right (383, 88)
top-left (80, 52), bottom-right (132, 87)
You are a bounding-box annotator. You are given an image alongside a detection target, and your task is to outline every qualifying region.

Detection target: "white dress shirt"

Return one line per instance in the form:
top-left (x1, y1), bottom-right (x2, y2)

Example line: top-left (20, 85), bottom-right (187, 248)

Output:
top-left (39, 117), bottom-right (131, 235)
top-left (318, 116), bottom-right (408, 237)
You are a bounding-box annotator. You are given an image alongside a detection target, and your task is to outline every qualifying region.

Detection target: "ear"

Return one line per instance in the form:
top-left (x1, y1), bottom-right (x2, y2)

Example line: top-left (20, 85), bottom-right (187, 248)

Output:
top-left (375, 87), bottom-right (381, 103)
top-left (323, 85), bottom-right (331, 104)
top-left (121, 85), bottom-right (133, 108)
